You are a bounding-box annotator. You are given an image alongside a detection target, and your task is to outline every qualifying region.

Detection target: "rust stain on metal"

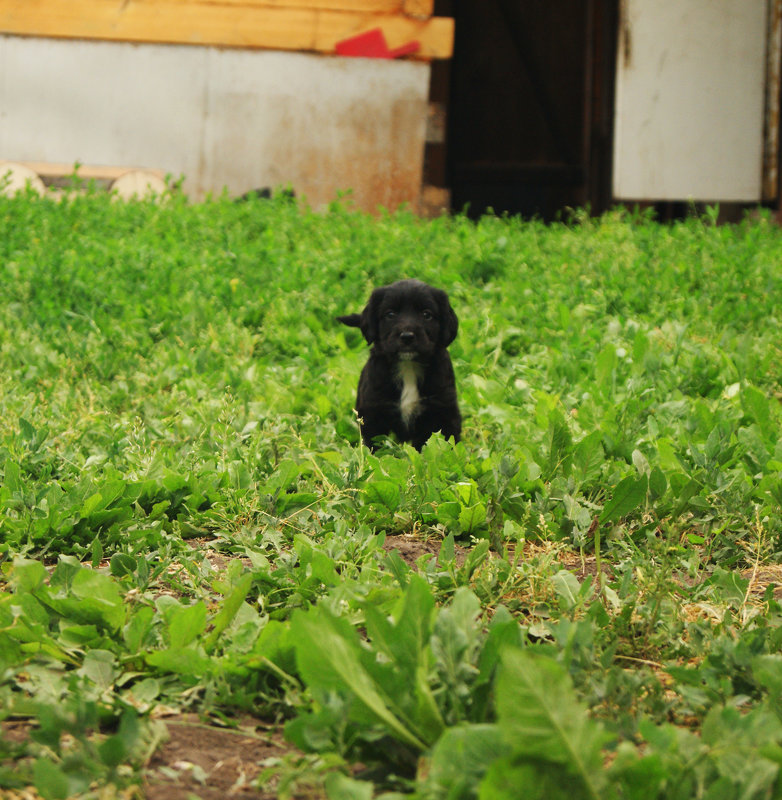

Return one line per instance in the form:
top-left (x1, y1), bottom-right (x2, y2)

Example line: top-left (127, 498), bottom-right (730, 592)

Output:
top-left (620, 0), bottom-right (632, 69)
top-left (249, 85), bottom-right (426, 213)
top-left (763, 0), bottom-right (782, 201)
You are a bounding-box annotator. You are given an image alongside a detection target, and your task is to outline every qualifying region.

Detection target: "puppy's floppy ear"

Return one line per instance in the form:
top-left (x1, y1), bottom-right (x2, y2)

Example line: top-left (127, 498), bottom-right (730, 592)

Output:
top-left (338, 287), bottom-right (386, 344)
top-left (434, 289), bottom-right (458, 347)
top-left (360, 287), bottom-right (386, 344)
top-left (337, 313), bottom-right (362, 328)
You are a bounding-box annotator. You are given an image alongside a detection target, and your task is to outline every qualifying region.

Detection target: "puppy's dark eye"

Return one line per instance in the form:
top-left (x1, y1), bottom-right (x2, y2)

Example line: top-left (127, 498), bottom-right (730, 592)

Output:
top-left (422, 310), bottom-right (434, 320)
top-left (384, 310), bottom-right (397, 319)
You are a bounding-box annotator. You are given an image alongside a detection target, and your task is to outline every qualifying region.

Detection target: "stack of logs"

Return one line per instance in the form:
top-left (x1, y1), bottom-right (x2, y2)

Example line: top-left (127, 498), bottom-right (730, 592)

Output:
top-left (0, 162), bottom-right (167, 199)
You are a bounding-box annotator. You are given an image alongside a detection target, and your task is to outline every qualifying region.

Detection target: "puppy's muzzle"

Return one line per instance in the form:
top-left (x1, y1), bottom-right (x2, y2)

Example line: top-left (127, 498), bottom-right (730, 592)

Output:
top-left (398, 330), bottom-right (421, 359)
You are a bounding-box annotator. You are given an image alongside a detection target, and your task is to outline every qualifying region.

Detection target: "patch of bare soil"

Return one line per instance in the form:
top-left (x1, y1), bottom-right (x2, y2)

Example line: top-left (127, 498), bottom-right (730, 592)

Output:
top-left (1, 715), bottom-right (295, 800)
top-left (382, 533), bottom-right (467, 568)
top-left (0, 719), bottom-right (33, 747)
top-left (143, 715), bottom-right (288, 800)
top-left (742, 564), bottom-right (782, 599)
top-left (556, 548), bottom-right (615, 584)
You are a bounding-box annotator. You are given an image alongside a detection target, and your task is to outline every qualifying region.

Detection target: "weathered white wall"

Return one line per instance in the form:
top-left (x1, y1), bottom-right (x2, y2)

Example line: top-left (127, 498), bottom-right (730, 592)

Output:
top-left (0, 35), bottom-right (430, 209)
top-left (613, 0), bottom-right (767, 202)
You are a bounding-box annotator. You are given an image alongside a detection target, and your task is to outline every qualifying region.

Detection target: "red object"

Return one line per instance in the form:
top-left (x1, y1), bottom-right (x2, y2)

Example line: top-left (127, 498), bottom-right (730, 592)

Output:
top-left (335, 28), bottom-right (420, 59)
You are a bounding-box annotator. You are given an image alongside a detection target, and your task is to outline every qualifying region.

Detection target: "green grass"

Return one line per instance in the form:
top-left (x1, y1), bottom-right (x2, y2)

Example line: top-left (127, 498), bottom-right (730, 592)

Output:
top-left (2, 188), bottom-right (782, 799)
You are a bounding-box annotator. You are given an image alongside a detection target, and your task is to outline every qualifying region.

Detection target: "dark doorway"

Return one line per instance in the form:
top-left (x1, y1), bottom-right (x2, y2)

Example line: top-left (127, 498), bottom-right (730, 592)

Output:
top-left (443, 0), bottom-right (619, 219)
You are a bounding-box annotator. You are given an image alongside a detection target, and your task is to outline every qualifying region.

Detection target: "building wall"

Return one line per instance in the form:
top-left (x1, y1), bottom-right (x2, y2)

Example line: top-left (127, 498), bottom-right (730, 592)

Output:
top-left (613, 0), bottom-right (769, 202)
top-left (0, 35), bottom-right (430, 209)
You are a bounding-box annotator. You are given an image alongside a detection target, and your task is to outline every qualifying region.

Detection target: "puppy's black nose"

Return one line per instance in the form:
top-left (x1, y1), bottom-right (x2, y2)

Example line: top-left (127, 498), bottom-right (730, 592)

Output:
top-left (399, 331), bottom-right (415, 345)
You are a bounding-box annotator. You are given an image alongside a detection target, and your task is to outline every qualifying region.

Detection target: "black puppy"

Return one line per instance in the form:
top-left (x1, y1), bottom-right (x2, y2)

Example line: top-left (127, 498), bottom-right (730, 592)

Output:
top-left (338, 279), bottom-right (461, 450)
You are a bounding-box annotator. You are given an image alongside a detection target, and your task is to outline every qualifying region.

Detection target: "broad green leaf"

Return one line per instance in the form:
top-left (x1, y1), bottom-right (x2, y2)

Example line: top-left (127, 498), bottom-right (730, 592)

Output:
top-left (384, 547), bottom-right (411, 588)
top-left (98, 732), bottom-right (127, 768)
top-left (436, 500), bottom-right (462, 526)
top-left (77, 649), bottom-right (117, 691)
top-left (361, 575), bottom-right (444, 742)
top-left (168, 601), bottom-right (208, 649)
top-left (453, 481), bottom-right (480, 506)
top-left (18, 416), bottom-right (36, 441)
top-left (656, 438), bottom-right (682, 473)
top-left (632, 328), bottom-right (650, 365)
top-left (276, 491), bottom-right (319, 512)
top-left (265, 459), bottom-right (302, 493)
top-left (36, 566), bottom-right (126, 632)
top-left (439, 532), bottom-right (456, 564)
top-left (459, 540), bottom-right (490, 582)
top-left (458, 502), bottom-right (487, 534)
top-left (146, 645), bottom-right (214, 676)
top-left (552, 570), bottom-right (586, 610)
top-left (80, 491), bottom-right (104, 518)
top-left (563, 494), bottom-right (592, 533)
top-left (573, 430), bottom-right (604, 483)
top-left (430, 588), bottom-right (481, 692)
top-left (752, 655), bottom-right (782, 720)
top-left (69, 567), bottom-right (126, 631)
top-left (0, 591), bottom-right (77, 664)
top-left (109, 552), bottom-right (137, 578)
top-left (124, 605), bottom-right (155, 652)
top-left (704, 567), bottom-right (748, 606)
top-left (495, 649), bottom-right (615, 800)
top-left (631, 449), bottom-right (650, 476)
top-left (3, 460), bottom-right (22, 492)
top-left (364, 480), bottom-right (401, 512)
top-left (8, 558), bottom-right (48, 592)
top-left (101, 709), bottom-right (141, 767)
top-left (700, 705), bottom-right (781, 796)
top-left (426, 724), bottom-right (510, 799)
top-left (204, 571), bottom-right (254, 651)
top-left (479, 756), bottom-right (596, 800)
top-left (648, 466), bottom-right (667, 499)
top-left (599, 474), bottom-right (648, 524)
top-left (544, 410), bottom-right (573, 480)
top-left (595, 342), bottom-right (617, 389)
top-left (325, 773), bottom-right (374, 800)
top-left (742, 384), bottom-right (772, 437)
top-left (292, 605), bottom-right (428, 751)
top-left (33, 759), bottom-right (70, 800)
top-left (79, 480), bottom-right (126, 519)
top-left (476, 607), bottom-right (523, 688)
top-left (364, 573), bottom-right (435, 676)
top-left (50, 554), bottom-right (82, 590)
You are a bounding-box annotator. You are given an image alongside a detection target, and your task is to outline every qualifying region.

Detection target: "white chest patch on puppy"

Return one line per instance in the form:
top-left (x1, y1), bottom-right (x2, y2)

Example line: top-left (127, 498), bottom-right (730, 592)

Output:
top-left (397, 360), bottom-right (424, 426)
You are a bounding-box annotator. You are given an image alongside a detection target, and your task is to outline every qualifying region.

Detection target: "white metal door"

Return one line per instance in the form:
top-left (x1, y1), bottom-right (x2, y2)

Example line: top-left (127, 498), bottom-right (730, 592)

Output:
top-left (613, 0), bottom-right (768, 202)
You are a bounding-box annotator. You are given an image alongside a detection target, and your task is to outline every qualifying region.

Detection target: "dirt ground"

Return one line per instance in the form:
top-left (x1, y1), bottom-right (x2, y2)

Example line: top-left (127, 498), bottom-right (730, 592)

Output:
top-left (382, 532), bottom-right (462, 563)
top-left (143, 533), bottom-right (471, 798)
top-left (7, 532), bottom-right (780, 798)
top-left (143, 714), bottom-right (286, 800)
top-left (1, 533), bottom-right (463, 800)
top-left (11, 533), bottom-right (713, 799)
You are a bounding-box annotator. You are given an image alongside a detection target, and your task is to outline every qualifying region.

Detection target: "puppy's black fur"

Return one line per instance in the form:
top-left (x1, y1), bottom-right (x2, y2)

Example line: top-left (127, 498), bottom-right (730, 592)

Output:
top-left (338, 279), bottom-right (461, 450)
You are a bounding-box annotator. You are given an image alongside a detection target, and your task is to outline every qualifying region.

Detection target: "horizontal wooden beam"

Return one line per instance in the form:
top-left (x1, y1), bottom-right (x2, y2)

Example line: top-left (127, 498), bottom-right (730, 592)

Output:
top-left (0, 0), bottom-right (451, 58)
top-left (403, 0), bottom-right (433, 17)
top-left (13, 161), bottom-right (166, 182)
top-left (148, 0), bottom-right (434, 16)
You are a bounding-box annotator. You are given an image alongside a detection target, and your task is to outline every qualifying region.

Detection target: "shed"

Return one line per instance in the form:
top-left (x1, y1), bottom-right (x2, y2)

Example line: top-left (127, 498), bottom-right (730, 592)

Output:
top-left (0, 0), bottom-right (453, 211)
top-left (440, 0), bottom-right (780, 219)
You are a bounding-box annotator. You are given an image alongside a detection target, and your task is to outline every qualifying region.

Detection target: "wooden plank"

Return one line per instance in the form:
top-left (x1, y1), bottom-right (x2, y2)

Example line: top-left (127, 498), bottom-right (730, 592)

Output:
top-left (403, 0), bottom-right (433, 17)
top-left (141, 0), bottom-right (409, 12)
top-left (17, 161), bottom-right (166, 181)
top-left (0, 1), bottom-right (452, 58)
top-left (168, 0), bottom-right (437, 16)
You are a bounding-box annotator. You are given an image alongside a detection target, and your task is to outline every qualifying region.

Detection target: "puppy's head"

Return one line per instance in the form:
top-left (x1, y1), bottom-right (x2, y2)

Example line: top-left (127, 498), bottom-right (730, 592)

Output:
top-left (338, 279), bottom-right (458, 359)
